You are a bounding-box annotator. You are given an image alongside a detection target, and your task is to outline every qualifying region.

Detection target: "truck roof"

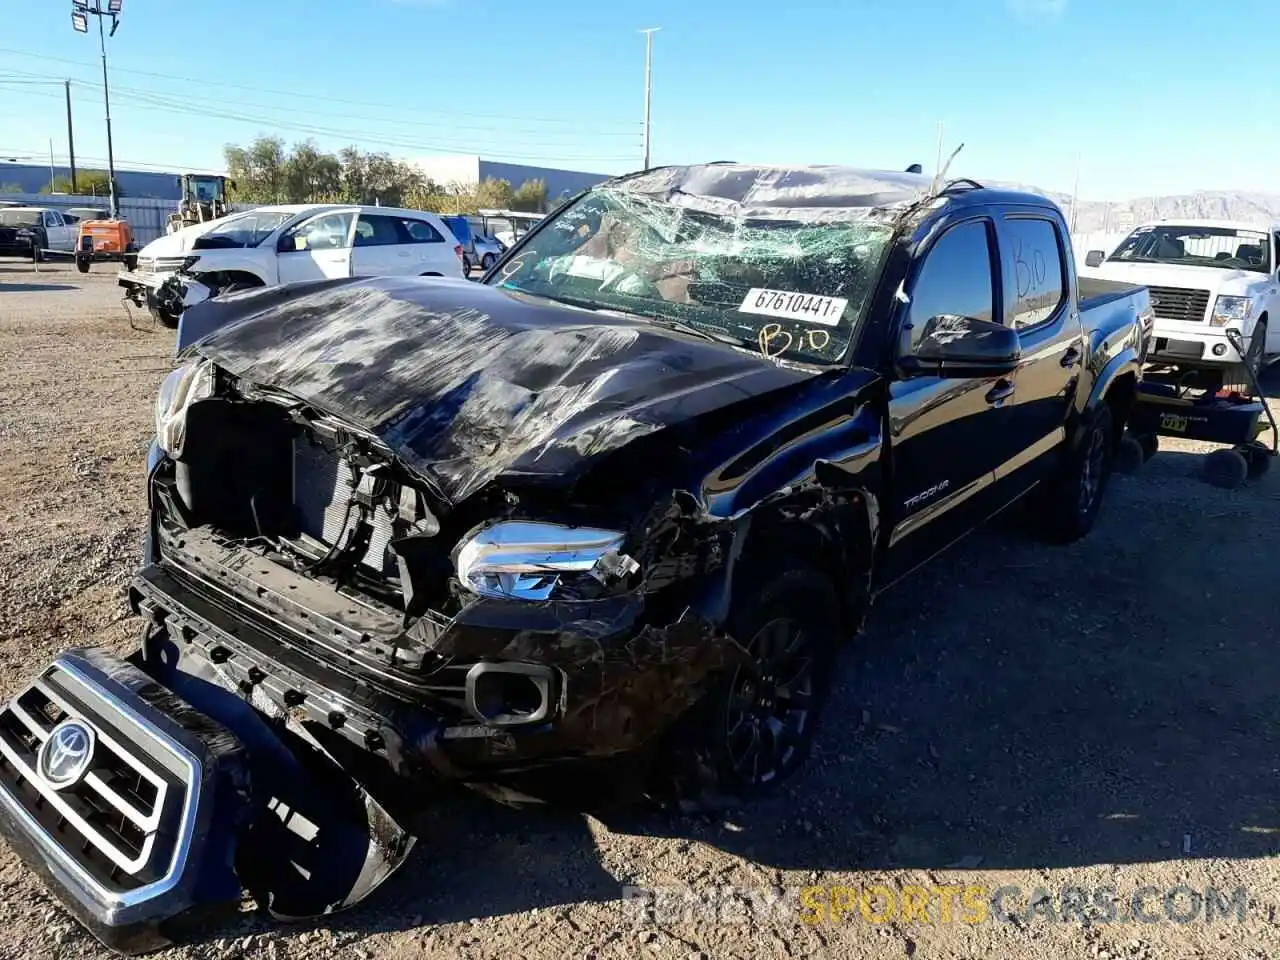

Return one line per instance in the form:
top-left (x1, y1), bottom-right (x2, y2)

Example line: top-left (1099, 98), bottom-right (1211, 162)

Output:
top-left (600, 163), bottom-right (1060, 222)
top-left (1134, 217), bottom-right (1280, 233)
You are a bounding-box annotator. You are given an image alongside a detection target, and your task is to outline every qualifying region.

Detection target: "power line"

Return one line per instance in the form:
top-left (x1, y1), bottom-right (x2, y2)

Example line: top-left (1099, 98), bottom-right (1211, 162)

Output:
top-left (0, 47), bottom-right (641, 129)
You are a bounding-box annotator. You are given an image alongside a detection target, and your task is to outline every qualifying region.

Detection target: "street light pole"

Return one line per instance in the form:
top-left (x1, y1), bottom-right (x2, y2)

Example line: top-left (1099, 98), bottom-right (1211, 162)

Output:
top-left (72, 0), bottom-right (121, 216)
top-left (640, 27), bottom-right (659, 171)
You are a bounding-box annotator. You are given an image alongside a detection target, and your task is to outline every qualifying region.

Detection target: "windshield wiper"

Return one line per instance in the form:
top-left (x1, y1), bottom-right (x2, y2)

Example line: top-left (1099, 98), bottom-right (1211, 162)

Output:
top-left (635, 315), bottom-right (746, 347)
top-left (516, 289), bottom-right (747, 348)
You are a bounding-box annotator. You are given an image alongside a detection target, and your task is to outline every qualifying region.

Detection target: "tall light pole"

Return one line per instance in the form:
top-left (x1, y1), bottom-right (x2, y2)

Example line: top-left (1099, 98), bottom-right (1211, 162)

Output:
top-left (72, 0), bottom-right (121, 216)
top-left (640, 27), bottom-right (660, 171)
top-left (935, 120), bottom-right (945, 176)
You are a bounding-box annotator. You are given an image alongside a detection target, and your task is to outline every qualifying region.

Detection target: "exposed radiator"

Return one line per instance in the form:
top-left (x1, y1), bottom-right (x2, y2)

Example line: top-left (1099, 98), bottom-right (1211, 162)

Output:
top-left (292, 438), bottom-right (397, 575)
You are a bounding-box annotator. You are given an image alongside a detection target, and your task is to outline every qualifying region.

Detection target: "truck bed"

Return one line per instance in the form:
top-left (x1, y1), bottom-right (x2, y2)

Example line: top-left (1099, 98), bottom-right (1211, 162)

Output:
top-left (1079, 276), bottom-right (1146, 312)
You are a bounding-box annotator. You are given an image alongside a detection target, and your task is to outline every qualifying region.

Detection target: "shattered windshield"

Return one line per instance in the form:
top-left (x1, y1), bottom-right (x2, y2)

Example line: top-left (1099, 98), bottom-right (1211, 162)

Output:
top-left (488, 188), bottom-right (894, 364)
top-left (1109, 225), bottom-right (1273, 273)
top-left (196, 210), bottom-right (294, 248)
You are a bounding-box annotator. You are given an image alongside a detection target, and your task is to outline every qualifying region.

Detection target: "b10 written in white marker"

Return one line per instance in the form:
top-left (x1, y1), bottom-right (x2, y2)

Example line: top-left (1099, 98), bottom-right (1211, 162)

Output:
top-left (740, 288), bottom-right (849, 326)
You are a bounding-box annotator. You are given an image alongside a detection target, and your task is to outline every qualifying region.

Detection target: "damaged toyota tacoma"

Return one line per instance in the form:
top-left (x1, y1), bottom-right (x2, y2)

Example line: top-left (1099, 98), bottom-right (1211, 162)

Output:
top-left (0, 164), bottom-right (1151, 953)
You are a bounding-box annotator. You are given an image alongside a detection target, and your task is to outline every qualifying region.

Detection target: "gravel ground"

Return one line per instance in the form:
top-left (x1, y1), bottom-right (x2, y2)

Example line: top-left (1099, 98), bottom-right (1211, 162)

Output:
top-left (0, 259), bottom-right (1277, 960)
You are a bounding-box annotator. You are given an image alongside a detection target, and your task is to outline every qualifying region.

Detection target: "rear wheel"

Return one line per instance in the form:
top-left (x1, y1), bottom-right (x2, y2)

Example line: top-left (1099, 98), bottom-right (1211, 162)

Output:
top-left (481, 253), bottom-right (496, 271)
top-left (75, 256), bottom-right (90, 274)
top-left (1035, 403), bottom-right (1115, 543)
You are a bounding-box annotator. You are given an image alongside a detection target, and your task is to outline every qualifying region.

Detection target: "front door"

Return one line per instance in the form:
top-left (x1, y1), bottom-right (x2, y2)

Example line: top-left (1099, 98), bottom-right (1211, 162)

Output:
top-left (276, 211), bottom-right (355, 284)
top-left (880, 217), bottom-right (1018, 587)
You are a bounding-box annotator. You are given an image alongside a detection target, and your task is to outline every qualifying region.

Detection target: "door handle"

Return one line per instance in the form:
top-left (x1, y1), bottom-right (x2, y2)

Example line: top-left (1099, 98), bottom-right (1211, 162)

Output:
top-left (1060, 345), bottom-right (1082, 367)
top-left (985, 379), bottom-right (1014, 405)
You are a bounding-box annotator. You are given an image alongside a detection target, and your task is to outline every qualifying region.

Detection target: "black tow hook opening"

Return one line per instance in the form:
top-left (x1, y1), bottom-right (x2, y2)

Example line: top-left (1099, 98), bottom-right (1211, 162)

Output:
top-left (464, 662), bottom-right (555, 727)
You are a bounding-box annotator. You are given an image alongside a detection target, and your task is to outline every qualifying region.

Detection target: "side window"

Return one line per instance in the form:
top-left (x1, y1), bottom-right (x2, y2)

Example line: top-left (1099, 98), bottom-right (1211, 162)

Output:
top-left (1004, 218), bottom-right (1066, 329)
top-left (281, 212), bottom-right (353, 252)
top-left (401, 218), bottom-right (444, 243)
top-left (1273, 233), bottom-right (1280, 273)
top-left (43, 211), bottom-right (59, 228)
top-left (906, 220), bottom-right (995, 351)
top-left (354, 215), bottom-right (407, 247)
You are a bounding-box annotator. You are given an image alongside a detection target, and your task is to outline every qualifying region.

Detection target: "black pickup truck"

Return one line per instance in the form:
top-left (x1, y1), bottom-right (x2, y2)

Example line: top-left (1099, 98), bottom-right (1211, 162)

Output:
top-left (0, 165), bottom-right (1151, 953)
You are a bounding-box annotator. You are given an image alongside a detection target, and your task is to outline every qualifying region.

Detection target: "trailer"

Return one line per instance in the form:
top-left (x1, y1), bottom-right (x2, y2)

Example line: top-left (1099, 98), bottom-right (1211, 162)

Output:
top-left (1125, 330), bottom-right (1276, 488)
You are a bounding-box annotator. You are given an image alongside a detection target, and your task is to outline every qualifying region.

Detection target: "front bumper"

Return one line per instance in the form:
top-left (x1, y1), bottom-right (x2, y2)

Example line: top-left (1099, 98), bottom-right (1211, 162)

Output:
top-left (1147, 324), bottom-right (1248, 366)
top-left (118, 269), bottom-right (171, 293)
top-left (131, 542), bottom-right (738, 782)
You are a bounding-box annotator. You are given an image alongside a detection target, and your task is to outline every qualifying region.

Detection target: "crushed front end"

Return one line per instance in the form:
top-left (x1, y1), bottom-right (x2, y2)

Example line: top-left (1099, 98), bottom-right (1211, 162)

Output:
top-left (134, 359), bottom-right (742, 785)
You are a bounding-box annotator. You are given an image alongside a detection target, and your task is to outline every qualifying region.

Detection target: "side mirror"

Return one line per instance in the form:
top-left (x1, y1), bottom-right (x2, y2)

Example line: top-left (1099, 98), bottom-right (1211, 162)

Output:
top-left (903, 314), bottom-right (1020, 378)
top-left (278, 236), bottom-right (297, 253)
top-left (1084, 249), bottom-right (1106, 268)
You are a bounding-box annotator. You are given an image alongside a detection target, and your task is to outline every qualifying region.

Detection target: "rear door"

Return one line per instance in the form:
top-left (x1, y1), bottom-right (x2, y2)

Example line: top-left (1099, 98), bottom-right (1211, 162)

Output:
top-left (992, 210), bottom-right (1081, 492)
top-left (401, 215), bottom-right (461, 275)
top-left (276, 210), bottom-right (356, 284)
top-left (351, 214), bottom-right (413, 277)
top-left (881, 216), bottom-right (1018, 585)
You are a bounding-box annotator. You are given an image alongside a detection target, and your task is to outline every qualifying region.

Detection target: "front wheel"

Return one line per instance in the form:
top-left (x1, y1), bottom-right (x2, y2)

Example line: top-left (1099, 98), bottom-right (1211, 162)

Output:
top-left (481, 253), bottom-right (496, 271)
top-left (1035, 403), bottom-right (1115, 543)
top-left (1225, 321), bottom-right (1267, 394)
top-left (657, 564), bottom-right (842, 809)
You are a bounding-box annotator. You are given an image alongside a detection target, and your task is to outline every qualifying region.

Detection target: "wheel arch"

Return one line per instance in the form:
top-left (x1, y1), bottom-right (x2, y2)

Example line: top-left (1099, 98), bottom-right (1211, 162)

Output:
top-left (725, 488), bottom-right (877, 640)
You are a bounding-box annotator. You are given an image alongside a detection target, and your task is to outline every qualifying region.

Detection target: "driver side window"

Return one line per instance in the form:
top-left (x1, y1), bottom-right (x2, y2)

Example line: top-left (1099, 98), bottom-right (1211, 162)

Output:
top-left (905, 220), bottom-right (996, 351)
top-left (280, 212), bottom-right (353, 252)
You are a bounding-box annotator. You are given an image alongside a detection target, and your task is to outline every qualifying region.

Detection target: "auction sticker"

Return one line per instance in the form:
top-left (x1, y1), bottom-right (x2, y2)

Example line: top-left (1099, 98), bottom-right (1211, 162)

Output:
top-left (739, 288), bottom-right (848, 325)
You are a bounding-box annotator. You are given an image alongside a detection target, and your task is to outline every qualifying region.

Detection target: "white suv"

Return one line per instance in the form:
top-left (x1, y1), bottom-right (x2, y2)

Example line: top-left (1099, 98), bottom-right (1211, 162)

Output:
top-left (1082, 220), bottom-right (1280, 374)
top-left (120, 203), bottom-right (465, 326)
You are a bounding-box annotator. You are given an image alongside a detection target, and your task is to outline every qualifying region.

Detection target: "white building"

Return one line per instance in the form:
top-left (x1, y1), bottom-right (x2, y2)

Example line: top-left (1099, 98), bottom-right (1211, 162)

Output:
top-left (411, 155), bottom-right (612, 208)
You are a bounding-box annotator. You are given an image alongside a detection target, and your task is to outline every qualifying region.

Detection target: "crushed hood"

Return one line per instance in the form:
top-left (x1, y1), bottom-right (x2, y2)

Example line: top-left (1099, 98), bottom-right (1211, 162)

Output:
top-left (193, 276), bottom-right (820, 503)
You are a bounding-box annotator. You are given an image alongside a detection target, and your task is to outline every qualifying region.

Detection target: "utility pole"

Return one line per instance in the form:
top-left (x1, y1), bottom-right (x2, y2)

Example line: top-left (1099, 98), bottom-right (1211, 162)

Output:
top-left (72, 0), bottom-right (121, 216)
top-left (65, 80), bottom-right (77, 193)
top-left (1069, 152), bottom-right (1081, 234)
top-left (640, 27), bottom-right (660, 171)
top-left (48, 139), bottom-right (56, 193)
top-left (935, 120), bottom-right (945, 176)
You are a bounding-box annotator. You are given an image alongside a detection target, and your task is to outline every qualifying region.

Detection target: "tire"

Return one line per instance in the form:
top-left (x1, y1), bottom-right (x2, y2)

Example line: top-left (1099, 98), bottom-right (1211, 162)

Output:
top-left (1203, 449), bottom-right (1249, 489)
top-left (462, 254), bottom-right (473, 274)
top-left (1239, 441), bottom-right (1272, 480)
top-left (75, 257), bottom-right (90, 274)
top-left (481, 253), bottom-right (496, 271)
top-left (1113, 434), bottom-right (1146, 474)
top-left (1224, 321), bottom-right (1266, 394)
top-left (1036, 403), bottom-right (1115, 543)
top-left (656, 562), bottom-right (842, 810)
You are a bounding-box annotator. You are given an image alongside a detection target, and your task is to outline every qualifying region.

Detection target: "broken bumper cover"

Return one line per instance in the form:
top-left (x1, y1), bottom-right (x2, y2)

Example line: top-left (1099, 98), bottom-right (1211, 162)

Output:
top-left (131, 537), bottom-right (742, 784)
top-left (0, 648), bottom-right (250, 955)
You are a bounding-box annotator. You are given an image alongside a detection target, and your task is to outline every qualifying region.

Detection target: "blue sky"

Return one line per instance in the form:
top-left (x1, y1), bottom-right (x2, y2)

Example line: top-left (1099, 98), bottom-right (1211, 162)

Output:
top-left (1, 0), bottom-right (1276, 200)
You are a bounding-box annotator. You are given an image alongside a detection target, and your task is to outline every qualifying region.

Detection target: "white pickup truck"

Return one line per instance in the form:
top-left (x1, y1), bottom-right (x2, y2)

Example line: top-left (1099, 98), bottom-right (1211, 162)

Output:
top-left (1082, 220), bottom-right (1280, 378)
top-left (120, 203), bottom-right (466, 327)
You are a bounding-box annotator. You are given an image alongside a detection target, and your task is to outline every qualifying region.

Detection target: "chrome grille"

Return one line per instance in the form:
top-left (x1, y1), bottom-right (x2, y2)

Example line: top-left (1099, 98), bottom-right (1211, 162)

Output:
top-left (1146, 285), bottom-right (1211, 323)
top-left (0, 660), bottom-right (194, 894)
top-left (135, 256), bottom-right (186, 273)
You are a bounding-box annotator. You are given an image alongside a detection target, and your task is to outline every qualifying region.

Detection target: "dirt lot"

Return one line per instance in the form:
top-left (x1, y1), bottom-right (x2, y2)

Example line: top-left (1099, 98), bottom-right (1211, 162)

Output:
top-left (0, 260), bottom-right (1276, 960)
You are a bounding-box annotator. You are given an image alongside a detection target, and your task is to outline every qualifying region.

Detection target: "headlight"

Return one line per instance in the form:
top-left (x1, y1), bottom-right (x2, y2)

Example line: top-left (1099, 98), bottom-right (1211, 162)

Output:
top-left (454, 521), bottom-right (638, 601)
top-left (154, 359), bottom-right (214, 456)
top-left (1211, 296), bottom-right (1253, 327)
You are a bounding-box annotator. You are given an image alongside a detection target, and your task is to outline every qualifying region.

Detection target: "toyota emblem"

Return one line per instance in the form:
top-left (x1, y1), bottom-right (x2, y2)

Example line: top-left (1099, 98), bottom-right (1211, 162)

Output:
top-left (37, 719), bottom-right (96, 791)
